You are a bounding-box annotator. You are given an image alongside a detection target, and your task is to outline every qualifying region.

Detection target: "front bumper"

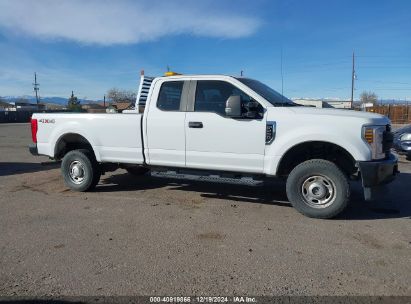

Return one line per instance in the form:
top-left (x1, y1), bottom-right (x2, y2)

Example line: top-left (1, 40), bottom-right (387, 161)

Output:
top-left (29, 143), bottom-right (39, 156)
top-left (358, 153), bottom-right (399, 200)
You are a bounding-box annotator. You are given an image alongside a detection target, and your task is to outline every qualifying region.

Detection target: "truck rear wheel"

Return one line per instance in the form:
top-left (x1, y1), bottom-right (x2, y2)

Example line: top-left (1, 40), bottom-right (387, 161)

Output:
top-left (286, 159), bottom-right (350, 219)
top-left (61, 149), bottom-right (101, 192)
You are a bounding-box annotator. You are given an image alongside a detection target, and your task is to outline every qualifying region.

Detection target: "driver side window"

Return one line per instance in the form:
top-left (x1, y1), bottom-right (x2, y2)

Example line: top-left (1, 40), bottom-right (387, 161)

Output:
top-left (194, 80), bottom-right (252, 116)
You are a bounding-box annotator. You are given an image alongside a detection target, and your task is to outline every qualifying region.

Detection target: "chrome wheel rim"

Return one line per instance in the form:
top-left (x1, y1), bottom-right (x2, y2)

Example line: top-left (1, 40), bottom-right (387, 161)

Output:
top-left (301, 175), bottom-right (336, 208)
top-left (69, 160), bottom-right (85, 184)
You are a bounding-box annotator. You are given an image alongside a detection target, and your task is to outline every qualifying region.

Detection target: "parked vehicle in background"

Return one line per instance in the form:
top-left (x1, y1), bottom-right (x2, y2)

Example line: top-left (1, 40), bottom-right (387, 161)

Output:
top-left (29, 72), bottom-right (398, 219)
top-left (393, 124), bottom-right (411, 160)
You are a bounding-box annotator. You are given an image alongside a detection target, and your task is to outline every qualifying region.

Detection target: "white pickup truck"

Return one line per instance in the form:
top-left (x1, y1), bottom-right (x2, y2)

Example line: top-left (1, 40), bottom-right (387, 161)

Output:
top-left (29, 73), bottom-right (398, 218)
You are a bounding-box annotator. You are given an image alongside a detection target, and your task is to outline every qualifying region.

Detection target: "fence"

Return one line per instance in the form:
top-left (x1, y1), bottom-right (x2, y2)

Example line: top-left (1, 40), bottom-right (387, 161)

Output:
top-left (364, 105), bottom-right (411, 124)
top-left (0, 111), bottom-right (33, 123)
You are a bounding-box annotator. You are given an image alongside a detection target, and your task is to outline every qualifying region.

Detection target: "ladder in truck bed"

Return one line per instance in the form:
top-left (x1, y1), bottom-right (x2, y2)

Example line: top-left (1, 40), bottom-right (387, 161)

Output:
top-left (135, 75), bottom-right (154, 112)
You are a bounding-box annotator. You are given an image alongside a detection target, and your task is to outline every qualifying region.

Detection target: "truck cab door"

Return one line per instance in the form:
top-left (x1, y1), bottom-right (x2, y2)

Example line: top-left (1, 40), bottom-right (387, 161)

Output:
top-left (185, 80), bottom-right (266, 173)
top-left (145, 79), bottom-right (189, 167)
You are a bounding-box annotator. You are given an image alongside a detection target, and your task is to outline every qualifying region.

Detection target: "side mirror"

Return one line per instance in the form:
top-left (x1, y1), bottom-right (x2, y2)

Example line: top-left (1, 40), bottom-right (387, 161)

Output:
top-left (225, 95), bottom-right (242, 117)
top-left (246, 100), bottom-right (259, 110)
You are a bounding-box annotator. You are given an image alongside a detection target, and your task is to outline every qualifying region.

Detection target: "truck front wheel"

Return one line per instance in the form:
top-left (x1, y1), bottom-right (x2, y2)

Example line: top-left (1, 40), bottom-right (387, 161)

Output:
top-left (286, 159), bottom-right (350, 219)
top-left (61, 149), bottom-right (101, 192)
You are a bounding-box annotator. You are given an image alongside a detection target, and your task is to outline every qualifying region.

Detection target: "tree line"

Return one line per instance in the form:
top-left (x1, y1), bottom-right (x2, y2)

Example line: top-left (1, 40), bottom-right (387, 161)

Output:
top-left (68, 88), bottom-right (136, 111)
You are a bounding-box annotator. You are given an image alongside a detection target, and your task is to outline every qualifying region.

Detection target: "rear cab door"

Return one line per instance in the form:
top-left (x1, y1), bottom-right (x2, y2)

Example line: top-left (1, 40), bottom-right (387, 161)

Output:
top-left (144, 77), bottom-right (190, 167)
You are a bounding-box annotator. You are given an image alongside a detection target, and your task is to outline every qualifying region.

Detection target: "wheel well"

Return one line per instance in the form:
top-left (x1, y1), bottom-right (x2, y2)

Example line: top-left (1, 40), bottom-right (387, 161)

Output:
top-left (54, 133), bottom-right (95, 160)
top-left (277, 141), bottom-right (357, 177)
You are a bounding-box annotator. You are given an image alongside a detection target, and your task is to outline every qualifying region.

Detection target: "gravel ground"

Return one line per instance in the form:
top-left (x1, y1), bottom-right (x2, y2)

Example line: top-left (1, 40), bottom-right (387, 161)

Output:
top-left (0, 123), bottom-right (410, 296)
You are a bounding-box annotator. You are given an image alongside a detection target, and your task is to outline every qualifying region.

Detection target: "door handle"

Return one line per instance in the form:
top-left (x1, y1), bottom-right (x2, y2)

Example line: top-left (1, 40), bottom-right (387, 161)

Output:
top-left (189, 121), bottom-right (203, 128)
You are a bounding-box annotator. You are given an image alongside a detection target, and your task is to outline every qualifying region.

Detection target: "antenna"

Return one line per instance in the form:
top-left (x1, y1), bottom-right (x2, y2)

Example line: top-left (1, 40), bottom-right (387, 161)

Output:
top-left (240, 70), bottom-right (244, 77)
top-left (33, 72), bottom-right (40, 105)
top-left (351, 51), bottom-right (355, 109)
top-left (280, 47), bottom-right (284, 101)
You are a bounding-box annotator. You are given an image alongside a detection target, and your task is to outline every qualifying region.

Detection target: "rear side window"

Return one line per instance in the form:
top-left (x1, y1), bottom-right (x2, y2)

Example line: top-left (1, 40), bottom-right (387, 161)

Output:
top-left (157, 81), bottom-right (183, 111)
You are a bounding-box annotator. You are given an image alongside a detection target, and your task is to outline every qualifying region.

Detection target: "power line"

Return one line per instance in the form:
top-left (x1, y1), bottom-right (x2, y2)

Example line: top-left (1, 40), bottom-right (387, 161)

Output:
top-left (372, 88), bottom-right (411, 91)
top-left (357, 66), bottom-right (411, 69)
top-left (354, 55), bottom-right (411, 58)
top-left (285, 60), bottom-right (351, 69)
top-left (360, 80), bottom-right (411, 85)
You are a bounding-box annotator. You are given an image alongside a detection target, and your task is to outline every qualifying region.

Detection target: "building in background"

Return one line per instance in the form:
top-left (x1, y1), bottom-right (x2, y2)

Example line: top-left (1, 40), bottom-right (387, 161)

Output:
top-left (0, 100), bottom-right (11, 111)
top-left (15, 102), bottom-right (46, 111)
top-left (106, 101), bottom-right (133, 113)
top-left (1, 102), bottom-right (46, 112)
top-left (43, 103), bottom-right (67, 111)
top-left (81, 103), bottom-right (106, 113)
top-left (293, 98), bottom-right (352, 109)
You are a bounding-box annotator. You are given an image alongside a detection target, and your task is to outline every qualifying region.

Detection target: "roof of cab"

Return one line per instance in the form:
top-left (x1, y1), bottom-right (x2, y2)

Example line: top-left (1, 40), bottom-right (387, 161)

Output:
top-left (156, 74), bottom-right (237, 80)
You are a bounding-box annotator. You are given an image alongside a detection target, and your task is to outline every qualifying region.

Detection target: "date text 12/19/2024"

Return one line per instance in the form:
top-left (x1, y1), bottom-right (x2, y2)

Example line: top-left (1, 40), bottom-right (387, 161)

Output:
top-left (149, 296), bottom-right (257, 303)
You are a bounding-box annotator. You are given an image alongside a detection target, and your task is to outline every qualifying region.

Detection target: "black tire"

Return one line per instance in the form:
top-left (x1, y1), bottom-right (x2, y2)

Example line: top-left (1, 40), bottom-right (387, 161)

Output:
top-left (406, 152), bottom-right (411, 161)
top-left (125, 166), bottom-right (149, 176)
top-left (61, 149), bottom-right (101, 192)
top-left (286, 159), bottom-right (350, 219)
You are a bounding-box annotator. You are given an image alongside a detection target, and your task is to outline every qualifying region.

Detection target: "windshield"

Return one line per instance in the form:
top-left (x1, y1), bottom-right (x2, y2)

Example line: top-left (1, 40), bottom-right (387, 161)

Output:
top-left (235, 77), bottom-right (297, 106)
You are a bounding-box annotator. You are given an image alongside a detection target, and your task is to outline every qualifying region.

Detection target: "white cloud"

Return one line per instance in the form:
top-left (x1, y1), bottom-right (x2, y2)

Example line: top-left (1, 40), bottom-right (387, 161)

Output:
top-left (0, 0), bottom-right (261, 45)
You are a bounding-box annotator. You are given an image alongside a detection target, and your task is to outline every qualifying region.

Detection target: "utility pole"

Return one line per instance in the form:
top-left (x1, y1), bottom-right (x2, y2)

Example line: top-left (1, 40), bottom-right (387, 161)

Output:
top-left (33, 72), bottom-right (40, 105)
top-left (351, 52), bottom-right (355, 109)
top-left (103, 95), bottom-right (106, 107)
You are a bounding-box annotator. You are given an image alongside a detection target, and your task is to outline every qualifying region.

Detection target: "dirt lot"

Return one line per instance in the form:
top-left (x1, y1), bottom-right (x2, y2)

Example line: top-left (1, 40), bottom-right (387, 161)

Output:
top-left (0, 123), bottom-right (410, 296)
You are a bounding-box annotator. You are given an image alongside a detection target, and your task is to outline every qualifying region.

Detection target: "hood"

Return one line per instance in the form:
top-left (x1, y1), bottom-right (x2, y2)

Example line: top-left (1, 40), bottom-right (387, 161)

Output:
top-left (393, 124), bottom-right (411, 135)
top-left (285, 106), bottom-right (389, 125)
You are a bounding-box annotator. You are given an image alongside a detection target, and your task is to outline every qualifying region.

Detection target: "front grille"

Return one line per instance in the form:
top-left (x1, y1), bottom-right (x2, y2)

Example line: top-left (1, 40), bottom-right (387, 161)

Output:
top-left (383, 124), bottom-right (393, 155)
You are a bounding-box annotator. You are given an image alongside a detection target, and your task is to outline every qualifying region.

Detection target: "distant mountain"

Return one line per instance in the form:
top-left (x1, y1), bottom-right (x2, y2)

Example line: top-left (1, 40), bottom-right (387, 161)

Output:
top-left (41, 97), bottom-right (68, 104)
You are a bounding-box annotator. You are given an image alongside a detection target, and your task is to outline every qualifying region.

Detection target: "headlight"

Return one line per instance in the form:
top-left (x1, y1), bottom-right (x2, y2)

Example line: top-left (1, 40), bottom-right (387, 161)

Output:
top-left (362, 125), bottom-right (385, 159)
top-left (400, 133), bottom-right (411, 151)
top-left (400, 133), bottom-right (411, 141)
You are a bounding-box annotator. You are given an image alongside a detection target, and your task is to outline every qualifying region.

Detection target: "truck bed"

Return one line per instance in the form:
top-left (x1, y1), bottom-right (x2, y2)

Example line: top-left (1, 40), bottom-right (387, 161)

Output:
top-left (33, 112), bottom-right (145, 164)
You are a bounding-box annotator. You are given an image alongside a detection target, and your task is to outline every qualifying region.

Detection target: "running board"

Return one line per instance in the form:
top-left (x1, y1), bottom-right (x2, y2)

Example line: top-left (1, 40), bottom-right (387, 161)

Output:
top-left (150, 170), bottom-right (264, 186)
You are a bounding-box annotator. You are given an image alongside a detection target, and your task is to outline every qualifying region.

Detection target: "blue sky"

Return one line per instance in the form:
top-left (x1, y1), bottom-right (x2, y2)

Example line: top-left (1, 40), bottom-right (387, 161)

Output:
top-left (0, 0), bottom-right (410, 100)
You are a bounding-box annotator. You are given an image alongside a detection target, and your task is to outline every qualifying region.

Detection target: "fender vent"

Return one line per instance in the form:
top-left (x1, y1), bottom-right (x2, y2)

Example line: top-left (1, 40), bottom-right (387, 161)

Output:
top-left (266, 121), bottom-right (276, 144)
